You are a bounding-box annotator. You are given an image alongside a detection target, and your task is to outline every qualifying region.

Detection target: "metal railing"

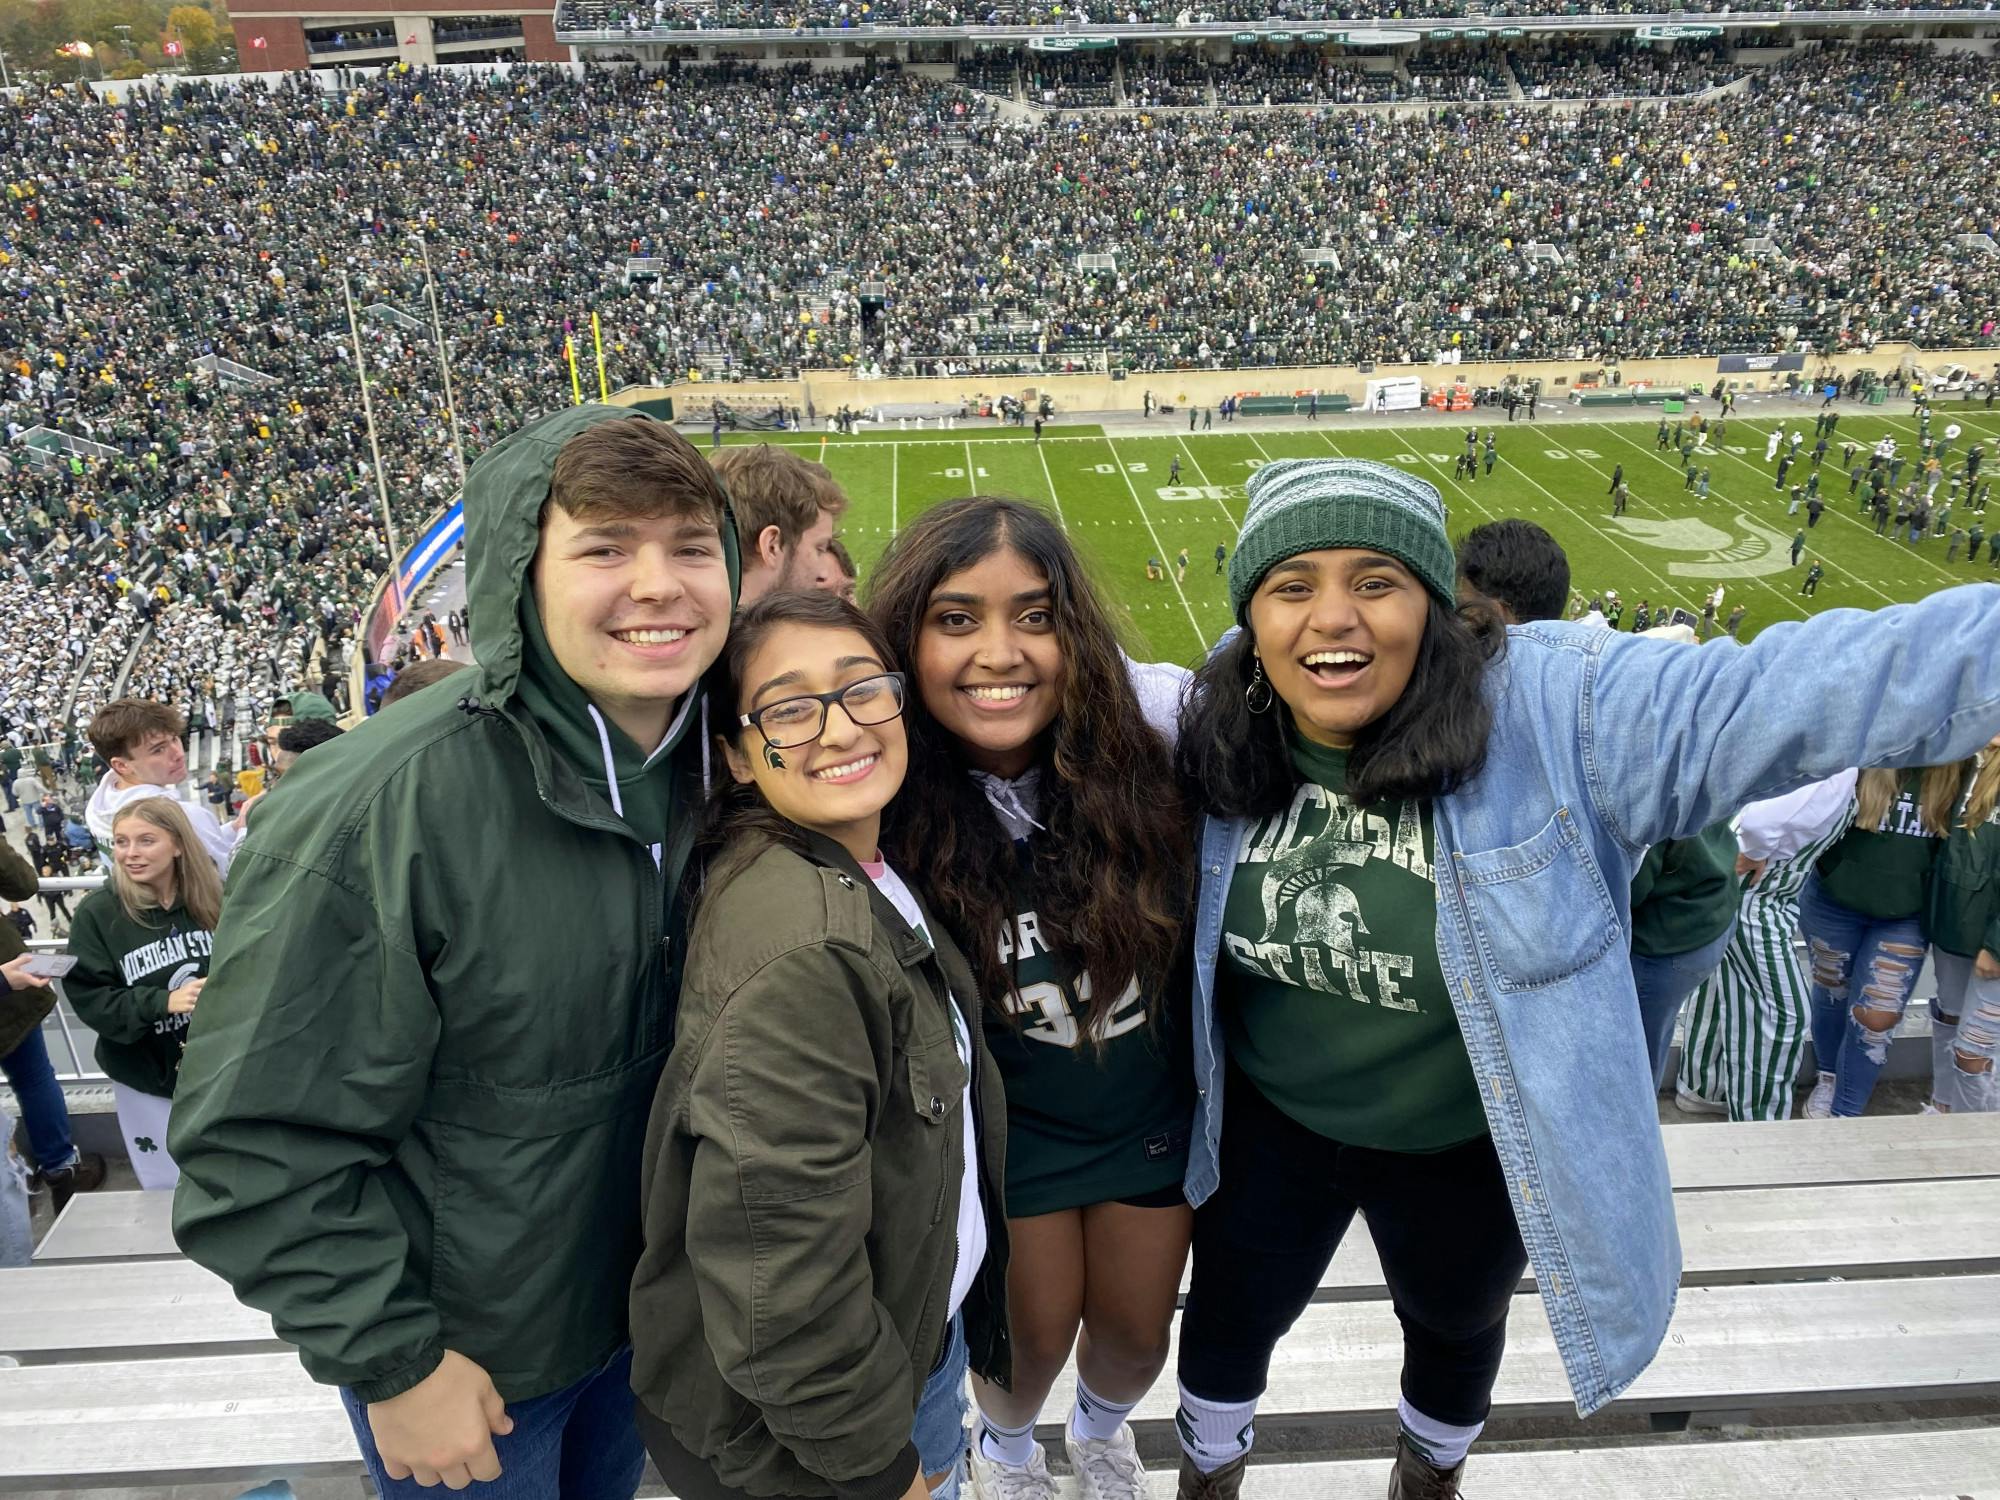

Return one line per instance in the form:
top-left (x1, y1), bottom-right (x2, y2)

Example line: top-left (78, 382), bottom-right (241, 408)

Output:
top-left (22, 875), bottom-right (109, 1081)
top-left (436, 24), bottom-right (528, 43)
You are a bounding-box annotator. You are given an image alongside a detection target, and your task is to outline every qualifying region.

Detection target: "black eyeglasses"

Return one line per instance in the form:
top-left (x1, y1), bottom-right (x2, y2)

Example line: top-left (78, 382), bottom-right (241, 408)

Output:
top-left (739, 672), bottom-right (907, 750)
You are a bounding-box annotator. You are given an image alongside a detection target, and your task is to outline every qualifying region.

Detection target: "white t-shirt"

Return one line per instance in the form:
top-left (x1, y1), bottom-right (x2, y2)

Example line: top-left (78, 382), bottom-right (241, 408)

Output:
top-left (860, 857), bottom-right (986, 1319)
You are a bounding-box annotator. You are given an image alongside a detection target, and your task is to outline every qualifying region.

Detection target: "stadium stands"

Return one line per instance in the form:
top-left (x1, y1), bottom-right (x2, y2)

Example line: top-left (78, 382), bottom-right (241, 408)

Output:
top-left (5, 41), bottom-right (2000, 775)
top-left (1509, 38), bottom-right (1741, 99)
top-left (11, 1115), bottom-right (2000, 1492)
top-left (554, 0), bottom-right (2000, 30)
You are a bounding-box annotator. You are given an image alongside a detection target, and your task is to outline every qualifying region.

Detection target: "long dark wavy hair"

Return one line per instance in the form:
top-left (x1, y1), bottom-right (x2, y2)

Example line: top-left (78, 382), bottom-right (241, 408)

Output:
top-left (866, 497), bottom-right (1193, 1038)
top-left (1177, 595), bottom-right (1504, 819)
top-left (694, 590), bottom-right (904, 908)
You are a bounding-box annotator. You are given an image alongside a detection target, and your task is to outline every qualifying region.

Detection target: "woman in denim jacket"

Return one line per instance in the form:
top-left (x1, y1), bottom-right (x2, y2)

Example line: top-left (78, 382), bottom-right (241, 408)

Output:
top-left (1169, 458), bottom-right (2000, 1500)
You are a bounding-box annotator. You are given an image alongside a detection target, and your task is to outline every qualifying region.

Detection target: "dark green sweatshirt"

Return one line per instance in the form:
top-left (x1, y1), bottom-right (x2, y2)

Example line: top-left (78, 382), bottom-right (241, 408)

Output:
top-left (1817, 772), bottom-right (1946, 921)
top-left (64, 887), bottom-right (212, 1097)
top-left (1629, 823), bottom-right (1741, 959)
top-left (1924, 797), bottom-right (2000, 959)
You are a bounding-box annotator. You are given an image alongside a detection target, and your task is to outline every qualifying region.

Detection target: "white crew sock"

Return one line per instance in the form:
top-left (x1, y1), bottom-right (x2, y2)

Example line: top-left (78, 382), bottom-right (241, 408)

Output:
top-left (1396, 1398), bottom-right (1482, 1471)
top-left (976, 1412), bottom-right (1039, 1468)
top-left (1070, 1377), bottom-right (1140, 1443)
top-left (1174, 1384), bottom-right (1258, 1473)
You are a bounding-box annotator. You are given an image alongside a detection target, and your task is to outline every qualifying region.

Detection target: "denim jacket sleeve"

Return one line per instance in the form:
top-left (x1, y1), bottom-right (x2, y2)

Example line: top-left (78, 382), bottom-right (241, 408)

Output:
top-left (1577, 584), bottom-right (2000, 854)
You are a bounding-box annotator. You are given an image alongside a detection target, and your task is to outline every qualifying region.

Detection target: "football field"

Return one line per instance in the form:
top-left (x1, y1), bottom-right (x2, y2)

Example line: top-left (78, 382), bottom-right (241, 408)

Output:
top-left (722, 401), bottom-right (2000, 664)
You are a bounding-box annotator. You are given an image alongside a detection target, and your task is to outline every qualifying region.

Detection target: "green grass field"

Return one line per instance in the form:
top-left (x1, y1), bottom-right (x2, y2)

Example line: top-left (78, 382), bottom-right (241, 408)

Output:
top-left (724, 403), bottom-right (2000, 663)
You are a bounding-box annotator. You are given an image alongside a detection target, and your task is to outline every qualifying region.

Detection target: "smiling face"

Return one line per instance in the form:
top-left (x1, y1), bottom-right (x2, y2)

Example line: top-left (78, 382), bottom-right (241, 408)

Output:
top-left (723, 622), bottom-right (909, 861)
top-left (531, 506), bottom-right (733, 748)
top-left (113, 813), bottom-right (182, 897)
top-left (1246, 549), bottom-right (1432, 749)
top-left (912, 546), bottom-right (1066, 780)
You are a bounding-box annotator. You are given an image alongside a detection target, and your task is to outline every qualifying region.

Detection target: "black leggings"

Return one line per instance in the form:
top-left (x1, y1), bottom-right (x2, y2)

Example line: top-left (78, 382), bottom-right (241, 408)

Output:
top-left (1177, 1068), bottom-right (1527, 1428)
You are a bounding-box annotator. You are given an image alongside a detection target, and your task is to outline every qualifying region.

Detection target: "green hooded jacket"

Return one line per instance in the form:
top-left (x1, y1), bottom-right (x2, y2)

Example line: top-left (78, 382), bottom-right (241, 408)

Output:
top-left (1923, 793), bottom-right (2000, 961)
top-left (170, 404), bottom-right (739, 1404)
top-left (272, 690), bottom-right (339, 724)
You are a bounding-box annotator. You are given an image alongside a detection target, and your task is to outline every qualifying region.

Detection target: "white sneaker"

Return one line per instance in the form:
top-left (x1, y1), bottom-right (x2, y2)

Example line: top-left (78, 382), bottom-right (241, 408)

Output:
top-left (1674, 1087), bottom-right (1728, 1117)
top-left (1921, 1102), bottom-right (1944, 1115)
top-left (1802, 1072), bottom-right (1836, 1120)
top-left (968, 1438), bottom-right (1058, 1500)
top-left (1065, 1424), bottom-right (1148, 1500)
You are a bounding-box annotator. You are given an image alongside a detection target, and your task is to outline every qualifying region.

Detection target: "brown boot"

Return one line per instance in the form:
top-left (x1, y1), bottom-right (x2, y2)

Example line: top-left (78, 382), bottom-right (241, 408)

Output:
top-left (1176, 1454), bottom-right (1246, 1500)
top-left (39, 1152), bottom-right (107, 1217)
top-left (1385, 1437), bottom-right (1463, 1500)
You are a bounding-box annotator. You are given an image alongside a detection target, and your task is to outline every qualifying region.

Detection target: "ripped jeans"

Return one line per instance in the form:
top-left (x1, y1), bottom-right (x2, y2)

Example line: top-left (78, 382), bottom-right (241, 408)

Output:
top-left (1799, 875), bottom-right (1929, 1118)
top-left (1931, 950), bottom-right (2000, 1114)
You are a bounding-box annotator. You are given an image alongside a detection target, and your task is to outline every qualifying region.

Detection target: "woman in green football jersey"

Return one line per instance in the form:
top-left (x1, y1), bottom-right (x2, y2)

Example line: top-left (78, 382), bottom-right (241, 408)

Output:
top-left (869, 497), bottom-right (1196, 1500)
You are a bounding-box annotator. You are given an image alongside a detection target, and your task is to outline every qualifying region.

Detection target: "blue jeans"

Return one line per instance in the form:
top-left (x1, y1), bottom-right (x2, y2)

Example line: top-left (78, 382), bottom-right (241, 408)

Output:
top-left (339, 1345), bottom-right (645, 1500)
top-left (1, 1099), bottom-right (32, 1268)
top-left (0, 1025), bottom-right (78, 1173)
top-left (1632, 920), bottom-right (1737, 1092)
top-left (1799, 875), bottom-right (1929, 1117)
top-left (913, 1315), bottom-right (969, 1500)
top-left (1931, 950), bottom-right (2000, 1114)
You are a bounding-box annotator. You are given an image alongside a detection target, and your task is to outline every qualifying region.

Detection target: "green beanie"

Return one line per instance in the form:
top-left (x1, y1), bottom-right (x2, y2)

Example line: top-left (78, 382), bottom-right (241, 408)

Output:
top-left (1227, 459), bottom-right (1457, 620)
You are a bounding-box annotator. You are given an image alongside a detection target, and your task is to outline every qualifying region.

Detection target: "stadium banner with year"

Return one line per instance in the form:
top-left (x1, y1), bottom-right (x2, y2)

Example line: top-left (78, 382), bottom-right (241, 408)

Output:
top-left (1717, 353), bottom-right (1807, 373)
top-left (1365, 376), bottom-right (1424, 412)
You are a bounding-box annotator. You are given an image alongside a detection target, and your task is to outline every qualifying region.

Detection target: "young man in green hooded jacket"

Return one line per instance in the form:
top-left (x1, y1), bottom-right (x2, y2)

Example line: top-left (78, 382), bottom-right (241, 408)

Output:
top-left (170, 406), bottom-right (739, 1497)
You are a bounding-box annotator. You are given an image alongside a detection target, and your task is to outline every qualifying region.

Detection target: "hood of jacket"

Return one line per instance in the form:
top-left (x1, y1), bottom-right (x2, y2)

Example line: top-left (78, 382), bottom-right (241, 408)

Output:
top-left (458, 402), bottom-right (741, 841)
top-left (275, 691), bottom-right (338, 724)
top-left (462, 402), bottom-right (740, 713)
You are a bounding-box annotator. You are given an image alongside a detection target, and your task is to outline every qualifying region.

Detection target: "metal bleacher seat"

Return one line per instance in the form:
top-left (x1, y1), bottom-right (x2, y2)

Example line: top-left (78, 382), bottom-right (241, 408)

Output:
top-left (6, 1114), bottom-right (2000, 1494)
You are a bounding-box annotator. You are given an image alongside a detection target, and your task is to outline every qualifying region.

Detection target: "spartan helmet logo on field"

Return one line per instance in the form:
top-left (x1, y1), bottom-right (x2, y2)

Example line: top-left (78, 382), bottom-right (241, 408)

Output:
top-left (1260, 870), bottom-right (1370, 954)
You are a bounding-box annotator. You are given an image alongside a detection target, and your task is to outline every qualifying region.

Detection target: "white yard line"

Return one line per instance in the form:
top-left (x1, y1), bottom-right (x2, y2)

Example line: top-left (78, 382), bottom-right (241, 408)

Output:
top-left (1632, 416), bottom-right (1956, 598)
top-left (1174, 433), bottom-right (1242, 530)
top-left (1104, 438), bottom-right (1208, 654)
top-left (1317, 428), bottom-right (1506, 531)
top-left (1398, 426), bottom-right (1685, 600)
top-left (1033, 437), bottom-right (1071, 531)
top-left (1546, 425), bottom-right (1813, 621)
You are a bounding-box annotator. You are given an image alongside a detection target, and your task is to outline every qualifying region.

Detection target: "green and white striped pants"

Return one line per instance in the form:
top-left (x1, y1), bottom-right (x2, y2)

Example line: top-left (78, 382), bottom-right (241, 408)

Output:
top-left (1677, 826), bottom-right (1844, 1121)
top-left (1678, 892), bottom-right (1812, 1121)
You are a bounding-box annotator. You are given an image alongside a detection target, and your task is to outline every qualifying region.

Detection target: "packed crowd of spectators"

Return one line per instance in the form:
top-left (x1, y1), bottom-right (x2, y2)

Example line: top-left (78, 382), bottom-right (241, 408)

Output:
top-left (958, 49), bottom-right (1021, 96)
top-left (1125, 50), bottom-right (1211, 107)
top-left (0, 75), bottom-right (474, 758)
top-left (557, 0), bottom-right (2000, 30)
top-left (1025, 53), bottom-right (1119, 106)
top-left (1511, 38), bottom-right (1740, 99)
top-left (1214, 50), bottom-right (1408, 104)
top-left (6, 42), bottom-right (2000, 745)
top-left (1404, 46), bottom-right (1515, 98)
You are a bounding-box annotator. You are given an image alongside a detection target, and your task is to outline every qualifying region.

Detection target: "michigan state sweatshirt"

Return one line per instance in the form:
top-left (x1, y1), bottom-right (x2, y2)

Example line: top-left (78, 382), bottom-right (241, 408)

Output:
top-left (63, 886), bottom-right (212, 1097)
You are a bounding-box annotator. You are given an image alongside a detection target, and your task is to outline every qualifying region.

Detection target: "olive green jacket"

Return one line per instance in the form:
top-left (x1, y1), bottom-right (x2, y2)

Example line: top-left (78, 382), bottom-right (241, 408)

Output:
top-left (0, 835), bottom-right (54, 1060)
top-left (631, 832), bottom-right (1011, 1500)
top-left (170, 403), bottom-right (739, 1403)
